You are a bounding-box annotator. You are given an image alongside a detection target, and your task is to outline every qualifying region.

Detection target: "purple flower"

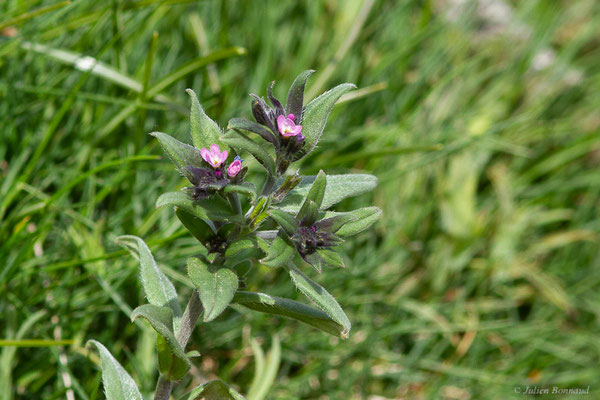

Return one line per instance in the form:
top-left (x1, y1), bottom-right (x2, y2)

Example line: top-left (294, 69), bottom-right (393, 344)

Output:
top-left (277, 114), bottom-right (302, 137)
top-left (227, 156), bottom-right (243, 177)
top-left (200, 144), bottom-right (228, 168)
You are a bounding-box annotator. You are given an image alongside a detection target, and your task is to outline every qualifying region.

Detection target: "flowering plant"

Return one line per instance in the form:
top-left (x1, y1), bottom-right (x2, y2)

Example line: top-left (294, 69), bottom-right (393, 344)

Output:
top-left (87, 71), bottom-right (381, 400)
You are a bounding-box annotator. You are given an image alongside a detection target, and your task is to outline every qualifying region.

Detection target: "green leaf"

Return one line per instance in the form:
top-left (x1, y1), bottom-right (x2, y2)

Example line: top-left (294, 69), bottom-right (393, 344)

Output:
top-left (301, 170), bottom-right (326, 209)
top-left (149, 131), bottom-right (202, 182)
top-left (115, 236), bottom-right (181, 326)
top-left (131, 305), bottom-right (190, 381)
top-left (184, 380), bottom-right (246, 400)
top-left (223, 183), bottom-right (256, 200)
top-left (260, 235), bottom-right (295, 268)
top-left (285, 70), bottom-right (315, 121)
top-left (324, 207), bottom-right (382, 236)
top-left (157, 191), bottom-right (241, 223)
top-left (227, 117), bottom-right (276, 144)
top-left (223, 238), bottom-right (264, 268)
top-left (187, 258), bottom-right (239, 322)
top-left (175, 208), bottom-right (216, 246)
top-left (315, 213), bottom-right (358, 233)
top-left (87, 340), bottom-right (143, 400)
top-left (267, 209), bottom-right (298, 236)
top-left (285, 262), bottom-right (351, 339)
top-left (275, 174), bottom-right (377, 213)
top-left (232, 291), bottom-right (348, 338)
top-left (186, 89), bottom-right (224, 151)
top-left (220, 132), bottom-right (276, 176)
top-left (299, 83), bottom-right (356, 157)
top-left (296, 200), bottom-right (319, 227)
top-left (317, 249), bottom-right (345, 268)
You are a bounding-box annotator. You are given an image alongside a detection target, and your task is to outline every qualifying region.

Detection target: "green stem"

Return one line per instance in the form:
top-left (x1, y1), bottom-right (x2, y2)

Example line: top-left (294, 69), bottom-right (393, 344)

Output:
top-left (260, 175), bottom-right (276, 196)
top-left (153, 290), bottom-right (203, 400)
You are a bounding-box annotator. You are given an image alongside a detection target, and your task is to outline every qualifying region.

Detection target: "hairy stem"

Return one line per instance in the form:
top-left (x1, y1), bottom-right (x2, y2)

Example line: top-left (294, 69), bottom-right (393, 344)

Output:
top-left (154, 290), bottom-right (203, 400)
top-left (260, 174), bottom-right (275, 196)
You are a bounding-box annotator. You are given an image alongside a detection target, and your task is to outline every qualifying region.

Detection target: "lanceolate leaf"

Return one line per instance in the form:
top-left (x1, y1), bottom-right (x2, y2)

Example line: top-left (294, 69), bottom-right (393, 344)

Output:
top-left (285, 261), bottom-right (351, 339)
top-left (87, 340), bottom-right (143, 400)
top-left (298, 83), bottom-right (356, 158)
top-left (285, 69), bottom-right (314, 121)
top-left (131, 305), bottom-right (190, 380)
top-left (317, 249), bottom-right (345, 269)
top-left (232, 291), bottom-right (348, 338)
top-left (156, 191), bottom-right (241, 223)
top-left (267, 209), bottom-right (298, 236)
top-left (220, 132), bottom-right (276, 176)
top-left (115, 236), bottom-right (181, 326)
top-left (324, 206), bottom-right (382, 236)
top-left (300, 170), bottom-right (326, 210)
top-left (149, 131), bottom-right (202, 182)
top-left (175, 208), bottom-right (216, 246)
top-left (223, 183), bottom-right (256, 200)
top-left (275, 174), bottom-right (377, 213)
top-left (260, 235), bottom-right (295, 268)
top-left (184, 380), bottom-right (246, 400)
top-left (187, 258), bottom-right (239, 322)
top-left (187, 89), bottom-right (225, 151)
top-left (227, 117), bottom-right (276, 144)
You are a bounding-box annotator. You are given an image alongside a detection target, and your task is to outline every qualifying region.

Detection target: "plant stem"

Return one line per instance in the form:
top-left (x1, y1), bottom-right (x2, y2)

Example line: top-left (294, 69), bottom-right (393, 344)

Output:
top-left (260, 175), bottom-right (275, 196)
top-left (154, 290), bottom-right (203, 400)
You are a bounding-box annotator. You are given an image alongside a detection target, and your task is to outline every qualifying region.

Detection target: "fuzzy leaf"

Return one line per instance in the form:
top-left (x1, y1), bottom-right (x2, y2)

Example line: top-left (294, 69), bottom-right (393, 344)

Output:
top-left (260, 235), bottom-right (295, 268)
top-left (223, 183), bottom-right (256, 200)
top-left (175, 208), bottom-right (216, 246)
top-left (187, 257), bottom-right (239, 322)
top-left (285, 69), bottom-right (314, 121)
top-left (300, 170), bottom-right (326, 210)
top-left (299, 83), bottom-right (356, 157)
top-left (324, 206), bottom-right (382, 236)
top-left (318, 249), bottom-right (345, 268)
top-left (156, 191), bottom-right (241, 223)
top-left (187, 89), bottom-right (224, 151)
top-left (315, 213), bottom-right (357, 233)
top-left (268, 209), bottom-right (298, 236)
top-left (185, 380), bottom-right (246, 400)
top-left (131, 305), bottom-right (190, 380)
top-left (227, 117), bottom-right (276, 144)
top-left (149, 131), bottom-right (202, 182)
top-left (233, 291), bottom-right (347, 338)
top-left (285, 261), bottom-right (351, 339)
top-left (220, 132), bottom-right (276, 176)
top-left (297, 200), bottom-right (319, 227)
top-left (275, 174), bottom-right (377, 213)
top-left (115, 236), bottom-right (181, 326)
top-left (87, 340), bottom-right (143, 400)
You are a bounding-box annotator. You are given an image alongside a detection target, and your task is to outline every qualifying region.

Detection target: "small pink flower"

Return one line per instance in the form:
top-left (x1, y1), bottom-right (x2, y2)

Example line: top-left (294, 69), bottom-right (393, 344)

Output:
top-left (200, 144), bottom-right (228, 168)
top-left (227, 156), bottom-right (243, 177)
top-left (277, 114), bottom-right (302, 137)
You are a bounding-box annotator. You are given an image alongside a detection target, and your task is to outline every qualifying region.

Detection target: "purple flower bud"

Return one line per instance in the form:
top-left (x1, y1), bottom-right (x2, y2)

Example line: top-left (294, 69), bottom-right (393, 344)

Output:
top-left (227, 158), bottom-right (242, 177)
top-left (277, 114), bottom-right (303, 137)
top-left (200, 144), bottom-right (228, 168)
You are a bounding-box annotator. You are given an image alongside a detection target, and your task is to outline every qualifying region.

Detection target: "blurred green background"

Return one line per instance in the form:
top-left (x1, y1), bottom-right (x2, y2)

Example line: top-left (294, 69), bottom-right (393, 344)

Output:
top-left (1, 0), bottom-right (600, 399)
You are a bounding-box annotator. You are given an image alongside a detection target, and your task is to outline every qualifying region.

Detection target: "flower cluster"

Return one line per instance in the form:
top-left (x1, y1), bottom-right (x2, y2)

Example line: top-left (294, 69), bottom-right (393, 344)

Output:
top-left (186, 144), bottom-right (246, 199)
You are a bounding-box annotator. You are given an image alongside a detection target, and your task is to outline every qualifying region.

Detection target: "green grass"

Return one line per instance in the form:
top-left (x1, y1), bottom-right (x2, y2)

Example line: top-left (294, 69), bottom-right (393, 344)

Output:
top-left (1, 0), bottom-right (600, 399)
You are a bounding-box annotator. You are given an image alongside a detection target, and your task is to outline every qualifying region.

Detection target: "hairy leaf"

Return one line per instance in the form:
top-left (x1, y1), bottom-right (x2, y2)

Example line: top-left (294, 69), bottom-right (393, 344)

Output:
top-left (299, 83), bottom-right (356, 157)
top-left (184, 380), bottom-right (246, 400)
top-left (220, 132), bottom-right (276, 176)
top-left (275, 174), bottom-right (377, 213)
top-left (187, 89), bottom-right (224, 151)
top-left (285, 69), bottom-right (314, 121)
top-left (175, 208), bottom-right (216, 246)
top-left (233, 291), bottom-right (348, 338)
top-left (115, 236), bottom-right (181, 326)
top-left (87, 340), bottom-right (143, 400)
top-left (187, 258), bottom-right (239, 322)
top-left (260, 235), bottom-right (295, 268)
top-left (156, 191), bottom-right (241, 223)
top-left (131, 305), bottom-right (190, 380)
top-left (149, 131), bottom-right (202, 181)
top-left (267, 209), bottom-right (298, 236)
top-left (324, 206), bottom-right (382, 236)
top-left (285, 262), bottom-right (351, 338)
top-left (227, 117), bottom-right (276, 144)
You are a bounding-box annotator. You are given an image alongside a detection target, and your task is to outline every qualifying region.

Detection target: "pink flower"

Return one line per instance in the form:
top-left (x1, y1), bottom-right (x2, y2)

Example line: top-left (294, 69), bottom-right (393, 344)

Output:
top-left (227, 156), bottom-right (243, 177)
top-left (277, 114), bottom-right (302, 137)
top-left (200, 144), bottom-right (228, 168)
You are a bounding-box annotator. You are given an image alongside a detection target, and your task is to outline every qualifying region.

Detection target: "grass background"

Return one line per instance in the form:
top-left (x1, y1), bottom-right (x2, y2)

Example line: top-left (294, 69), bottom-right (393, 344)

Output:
top-left (1, 0), bottom-right (600, 399)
